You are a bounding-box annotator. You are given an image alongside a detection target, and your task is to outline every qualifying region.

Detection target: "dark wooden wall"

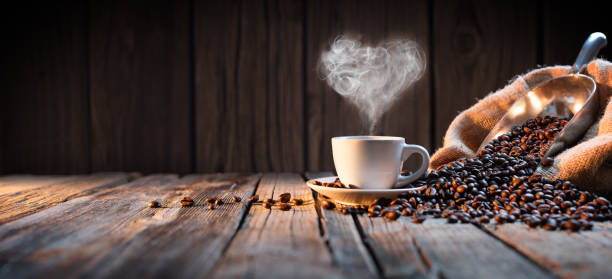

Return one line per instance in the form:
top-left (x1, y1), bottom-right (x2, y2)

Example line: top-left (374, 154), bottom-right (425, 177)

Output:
top-left (1, 0), bottom-right (611, 174)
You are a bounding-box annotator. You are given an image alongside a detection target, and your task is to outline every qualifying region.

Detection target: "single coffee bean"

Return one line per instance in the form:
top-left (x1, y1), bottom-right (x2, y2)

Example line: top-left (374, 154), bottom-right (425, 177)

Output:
top-left (208, 204), bottom-right (215, 210)
top-left (264, 198), bottom-right (274, 205)
top-left (478, 216), bottom-right (490, 224)
top-left (447, 215), bottom-right (458, 223)
top-left (148, 201), bottom-right (160, 208)
top-left (412, 213), bottom-right (425, 223)
top-left (565, 219), bottom-right (580, 232)
top-left (279, 203), bottom-right (291, 211)
top-left (322, 201), bottom-right (336, 210)
top-left (279, 193), bottom-right (291, 203)
top-left (385, 210), bottom-right (400, 220)
top-left (215, 199), bottom-right (224, 206)
top-left (232, 196), bottom-right (242, 203)
top-left (293, 198), bottom-right (304, 205)
top-left (180, 196), bottom-right (194, 207)
top-left (248, 195), bottom-right (259, 203)
top-left (368, 211), bottom-right (379, 217)
top-left (543, 219), bottom-right (557, 231)
top-left (206, 198), bottom-right (216, 204)
top-left (263, 202), bottom-right (272, 209)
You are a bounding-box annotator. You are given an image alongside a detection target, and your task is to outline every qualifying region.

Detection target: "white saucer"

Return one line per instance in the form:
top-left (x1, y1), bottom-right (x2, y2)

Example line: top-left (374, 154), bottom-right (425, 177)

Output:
top-left (306, 176), bottom-right (424, 205)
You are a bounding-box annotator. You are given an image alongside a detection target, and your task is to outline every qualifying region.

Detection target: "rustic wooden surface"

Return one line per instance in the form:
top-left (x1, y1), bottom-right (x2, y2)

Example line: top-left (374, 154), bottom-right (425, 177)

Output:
top-left (1, 173), bottom-right (610, 279)
top-left (5, 0), bottom-right (609, 174)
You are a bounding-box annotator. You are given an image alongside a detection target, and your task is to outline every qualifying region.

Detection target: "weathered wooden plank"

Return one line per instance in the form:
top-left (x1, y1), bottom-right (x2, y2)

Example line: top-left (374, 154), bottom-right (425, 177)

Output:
top-left (356, 210), bottom-right (428, 278)
top-left (306, 0), bottom-right (430, 171)
top-left (0, 173), bottom-right (133, 224)
top-left (432, 0), bottom-right (538, 148)
top-left (305, 172), bottom-right (378, 278)
top-left (486, 223), bottom-right (612, 279)
top-left (89, 0), bottom-right (191, 173)
top-left (541, 1), bottom-right (612, 66)
top-left (0, 1), bottom-right (89, 173)
top-left (402, 219), bottom-right (553, 279)
top-left (0, 173), bottom-right (260, 278)
top-left (195, 0), bottom-right (304, 172)
top-left (211, 173), bottom-right (342, 278)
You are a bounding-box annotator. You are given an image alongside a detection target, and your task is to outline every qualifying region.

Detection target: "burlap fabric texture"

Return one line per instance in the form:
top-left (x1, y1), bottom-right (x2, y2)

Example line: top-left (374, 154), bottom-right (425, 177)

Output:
top-left (430, 59), bottom-right (612, 198)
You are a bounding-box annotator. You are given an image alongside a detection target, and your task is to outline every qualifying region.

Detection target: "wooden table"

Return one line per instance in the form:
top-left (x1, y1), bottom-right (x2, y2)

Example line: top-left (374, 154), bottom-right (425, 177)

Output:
top-left (0, 173), bottom-right (610, 279)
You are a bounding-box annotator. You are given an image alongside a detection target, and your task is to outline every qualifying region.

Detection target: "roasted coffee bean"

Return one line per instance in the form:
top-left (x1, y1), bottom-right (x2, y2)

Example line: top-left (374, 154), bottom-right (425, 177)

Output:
top-left (248, 195), bottom-right (259, 203)
top-left (402, 208), bottom-right (412, 216)
top-left (215, 199), bottom-right (224, 206)
top-left (279, 193), bottom-right (291, 203)
top-left (543, 219), bottom-right (557, 231)
top-left (279, 203), bottom-right (291, 211)
top-left (232, 196), bottom-right (242, 203)
top-left (322, 201), bottom-right (336, 210)
top-left (264, 198), bottom-right (274, 205)
top-left (412, 213), bottom-right (425, 223)
top-left (148, 201), bottom-right (160, 208)
top-left (478, 216), bottom-right (490, 224)
top-left (263, 202), bottom-right (272, 209)
top-left (368, 211), bottom-right (379, 217)
top-left (293, 198), bottom-right (304, 205)
top-left (208, 204), bottom-right (215, 210)
top-left (565, 219), bottom-right (581, 232)
top-left (180, 196), bottom-right (194, 207)
top-left (206, 198), bottom-right (216, 204)
top-left (385, 210), bottom-right (400, 220)
top-left (447, 215), bottom-right (458, 223)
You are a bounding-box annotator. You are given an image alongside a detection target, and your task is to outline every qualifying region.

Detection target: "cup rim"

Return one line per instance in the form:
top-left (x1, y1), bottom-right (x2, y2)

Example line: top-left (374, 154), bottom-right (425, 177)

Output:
top-left (332, 136), bottom-right (405, 141)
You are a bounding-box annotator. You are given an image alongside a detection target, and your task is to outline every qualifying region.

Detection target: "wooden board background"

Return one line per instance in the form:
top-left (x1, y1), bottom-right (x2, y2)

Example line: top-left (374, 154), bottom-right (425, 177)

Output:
top-left (2, 0), bottom-right (611, 174)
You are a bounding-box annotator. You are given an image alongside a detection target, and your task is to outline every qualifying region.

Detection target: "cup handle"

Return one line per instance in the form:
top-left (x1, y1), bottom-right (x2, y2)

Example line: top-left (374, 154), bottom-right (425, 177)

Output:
top-left (395, 144), bottom-right (430, 187)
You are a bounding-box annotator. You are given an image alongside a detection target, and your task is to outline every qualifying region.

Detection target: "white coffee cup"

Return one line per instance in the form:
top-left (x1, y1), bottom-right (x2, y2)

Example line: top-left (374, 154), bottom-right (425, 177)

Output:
top-left (332, 136), bottom-right (430, 189)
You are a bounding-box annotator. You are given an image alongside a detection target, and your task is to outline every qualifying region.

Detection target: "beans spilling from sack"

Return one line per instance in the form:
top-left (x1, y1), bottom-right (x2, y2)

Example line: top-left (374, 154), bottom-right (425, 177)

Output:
top-left (316, 116), bottom-right (611, 231)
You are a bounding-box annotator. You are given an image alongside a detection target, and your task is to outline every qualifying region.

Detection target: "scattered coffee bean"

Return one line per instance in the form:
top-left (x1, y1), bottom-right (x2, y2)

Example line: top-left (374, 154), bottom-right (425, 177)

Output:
top-left (206, 198), bottom-right (216, 204)
top-left (279, 203), bottom-right (291, 211)
top-left (263, 202), bottom-right (272, 209)
top-left (180, 196), bottom-right (194, 207)
top-left (322, 200), bottom-right (336, 210)
top-left (148, 201), bottom-right (160, 208)
top-left (543, 219), bottom-right (557, 231)
top-left (215, 199), bottom-right (224, 206)
top-left (279, 193), bottom-right (291, 203)
top-left (293, 198), bottom-right (304, 205)
top-left (208, 204), bottom-right (215, 210)
top-left (248, 195), bottom-right (259, 203)
top-left (232, 196), bottom-right (242, 203)
top-left (385, 210), bottom-right (400, 220)
top-left (264, 198), bottom-right (275, 205)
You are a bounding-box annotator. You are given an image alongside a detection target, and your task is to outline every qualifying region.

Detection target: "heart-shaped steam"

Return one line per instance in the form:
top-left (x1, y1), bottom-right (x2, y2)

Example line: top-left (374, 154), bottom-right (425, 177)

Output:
top-left (321, 36), bottom-right (426, 134)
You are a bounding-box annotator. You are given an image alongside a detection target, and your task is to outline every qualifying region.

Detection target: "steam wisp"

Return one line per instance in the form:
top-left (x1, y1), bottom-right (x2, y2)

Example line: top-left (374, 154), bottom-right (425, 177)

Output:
top-left (321, 36), bottom-right (426, 134)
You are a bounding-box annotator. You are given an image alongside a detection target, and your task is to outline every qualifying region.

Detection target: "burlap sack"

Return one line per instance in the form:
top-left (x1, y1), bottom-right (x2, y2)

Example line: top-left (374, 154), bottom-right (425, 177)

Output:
top-left (431, 59), bottom-right (612, 198)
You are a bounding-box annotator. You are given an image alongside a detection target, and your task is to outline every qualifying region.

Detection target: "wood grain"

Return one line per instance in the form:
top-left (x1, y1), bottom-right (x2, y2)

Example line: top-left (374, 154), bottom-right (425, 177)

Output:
top-left (0, 173), bottom-right (133, 224)
top-left (212, 173), bottom-right (342, 278)
top-left (0, 1), bottom-right (89, 174)
top-left (89, 0), bottom-right (191, 173)
top-left (486, 223), bottom-right (612, 279)
top-left (356, 211), bottom-right (428, 278)
top-left (403, 219), bottom-right (553, 279)
top-left (306, 0), bottom-right (430, 171)
top-left (195, 0), bottom-right (304, 172)
top-left (432, 0), bottom-right (538, 148)
top-left (0, 173), bottom-right (261, 278)
top-left (305, 172), bottom-right (378, 278)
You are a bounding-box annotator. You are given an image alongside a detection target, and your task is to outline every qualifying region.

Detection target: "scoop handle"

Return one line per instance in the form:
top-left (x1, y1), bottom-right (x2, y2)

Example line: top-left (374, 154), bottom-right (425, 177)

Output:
top-left (572, 32), bottom-right (607, 73)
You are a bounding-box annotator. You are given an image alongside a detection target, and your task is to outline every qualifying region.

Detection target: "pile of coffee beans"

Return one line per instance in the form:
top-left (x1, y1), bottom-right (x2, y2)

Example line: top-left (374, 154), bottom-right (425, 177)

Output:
top-left (317, 116), bottom-right (611, 231)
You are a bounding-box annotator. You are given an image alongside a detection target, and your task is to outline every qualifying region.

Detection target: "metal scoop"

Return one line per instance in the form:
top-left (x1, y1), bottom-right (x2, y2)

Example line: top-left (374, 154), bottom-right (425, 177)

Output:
top-left (477, 32), bottom-right (607, 161)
